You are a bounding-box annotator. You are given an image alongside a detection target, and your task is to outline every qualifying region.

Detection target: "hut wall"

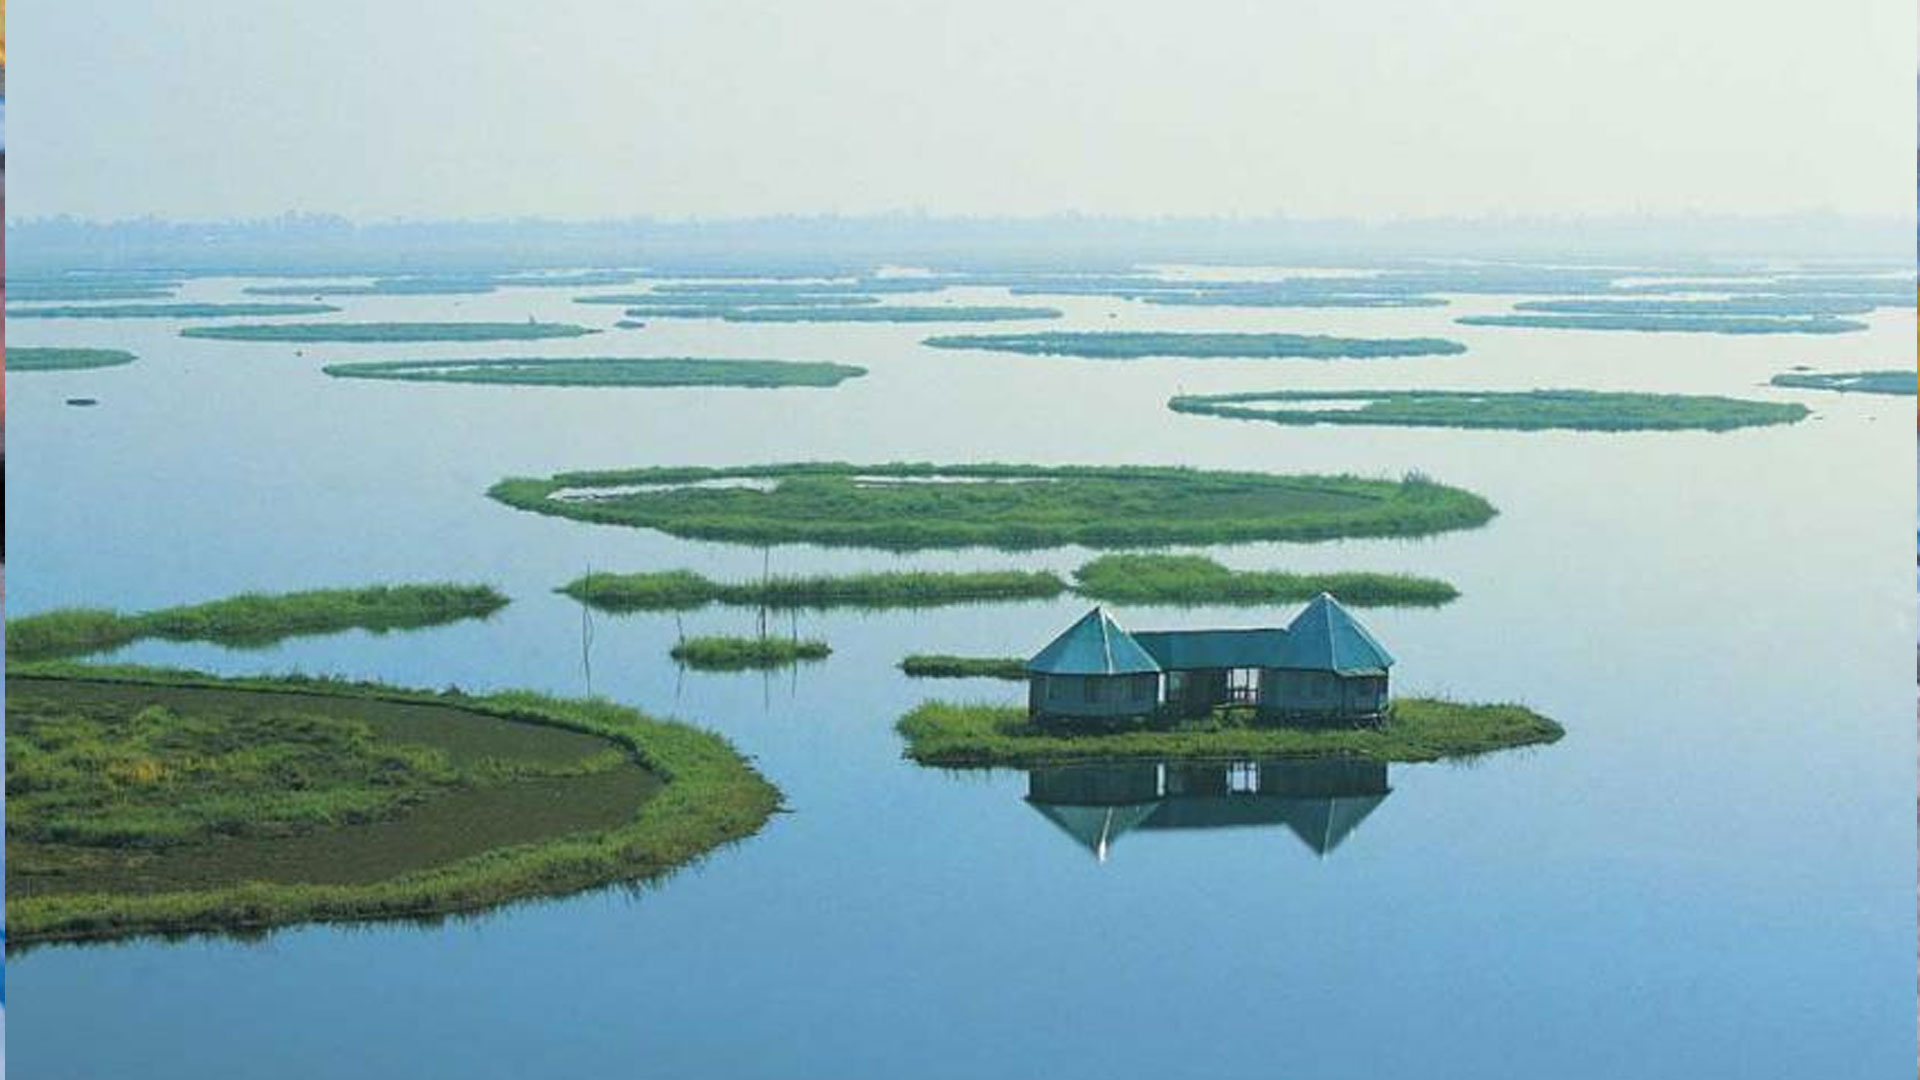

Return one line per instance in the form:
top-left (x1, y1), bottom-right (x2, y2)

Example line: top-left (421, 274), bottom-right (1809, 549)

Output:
top-left (1032, 672), bottom-right (1159, 719)
top-left (1259, 669), bottom-right (1387, 721)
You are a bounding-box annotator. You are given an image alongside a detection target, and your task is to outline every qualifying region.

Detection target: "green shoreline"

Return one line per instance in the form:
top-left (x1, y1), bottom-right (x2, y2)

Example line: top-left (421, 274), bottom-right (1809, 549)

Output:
top-left (897, 699), bottom-right (1563, 766)
top-left (6, 666), bottom-right (781, 946)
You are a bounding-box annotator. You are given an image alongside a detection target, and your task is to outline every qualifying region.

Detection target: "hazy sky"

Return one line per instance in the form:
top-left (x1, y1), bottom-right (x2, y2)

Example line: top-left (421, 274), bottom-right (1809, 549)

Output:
top-left (14, 0), bottom-right (1915, 222)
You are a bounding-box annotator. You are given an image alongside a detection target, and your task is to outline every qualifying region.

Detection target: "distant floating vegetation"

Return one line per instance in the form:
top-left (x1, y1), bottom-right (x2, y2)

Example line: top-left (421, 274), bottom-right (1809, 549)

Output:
top-left (670, 635), bottom-right (831, 670)
top-left (321, 356), bottom-right (866, 389)
top-left (1618, 275), bottom-right (1911, 301)
top-left (488, 463), bottom-right (1497, 550)
top-left (181, 321), bottom-right (599, 343)
top-left (8, 279), bottom-right (180, 303)
top-left (1169, 388), bottom-right (1809, 433)
top-left (1072, 554), bottom-right (1458, 607)
top-left (10, 347), bottom-right (138, 372)
top-left (8, 302), bottom-right (342, 319)
top-left (614, 319), bottom-right (648, 329)
top-left (647, 279), bottom-right (945, 296)
top-left (1140, 292), bottom-right (1447, 308)
top-left (6, 583), bottom-right (510, 661)
top-left (923, 331), bottom-right (1466, 360)
top-left (562, 568), bottom-right (1067, 612)
top-left (896, 699), bottom-right (1564, 767)
top-left (1512, 296), bottom-right (1879, 317)
top-left (899, 655), bottom-right (1028, 680)
top-left (1456, 313), bottom-right (1867, 334)
top-left (720, 305), bottom-right (1061, 323)
top-left (578, 293), bottom-right (885, 308)
top-left (494, 270), bottom-right (643, 287)
top-left (1769, 370), bottom-right (1916, 396)
top-left (244, 278), bottom-right (500, 297)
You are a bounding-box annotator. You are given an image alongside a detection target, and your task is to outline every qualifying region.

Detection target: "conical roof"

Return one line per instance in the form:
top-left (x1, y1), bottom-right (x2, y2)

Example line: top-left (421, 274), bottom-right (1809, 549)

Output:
top-left (1027, 607), bottom-right (1162, 675)
top-left (1272, 593), bottom-right (1394, 674)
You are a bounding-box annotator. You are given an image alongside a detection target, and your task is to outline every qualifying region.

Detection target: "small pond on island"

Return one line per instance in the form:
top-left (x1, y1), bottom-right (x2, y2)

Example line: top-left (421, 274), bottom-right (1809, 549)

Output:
top-left (5, 270), bottom-right (1913, 1079)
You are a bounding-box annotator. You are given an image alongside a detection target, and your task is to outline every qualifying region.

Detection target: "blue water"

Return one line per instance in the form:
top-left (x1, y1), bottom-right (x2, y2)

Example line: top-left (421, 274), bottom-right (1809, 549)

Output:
top-left (6, 272), bottom-right (1915, 1078)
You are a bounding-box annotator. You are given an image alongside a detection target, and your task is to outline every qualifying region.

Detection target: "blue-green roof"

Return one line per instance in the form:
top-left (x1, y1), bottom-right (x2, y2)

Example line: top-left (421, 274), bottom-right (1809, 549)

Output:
top-left (1272, 593), bottom-right (1394, 674)
top-left (1133, 628), bottom-right (1286, 670)
top-left (1027, 607), bottom-right (1162, 675)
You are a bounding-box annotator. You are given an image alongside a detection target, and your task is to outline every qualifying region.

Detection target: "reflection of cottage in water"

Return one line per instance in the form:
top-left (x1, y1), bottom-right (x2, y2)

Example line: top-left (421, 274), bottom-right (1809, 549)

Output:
top-left (1025, 758), bottom-right (1391, 862)
top-left (1025, 593), bottom-right (1393, 724)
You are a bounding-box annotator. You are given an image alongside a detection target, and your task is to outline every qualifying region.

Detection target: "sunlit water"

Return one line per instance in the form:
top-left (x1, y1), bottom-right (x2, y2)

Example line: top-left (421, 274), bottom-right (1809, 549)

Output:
top-left (7, 274), bottom-right (1915, 1079)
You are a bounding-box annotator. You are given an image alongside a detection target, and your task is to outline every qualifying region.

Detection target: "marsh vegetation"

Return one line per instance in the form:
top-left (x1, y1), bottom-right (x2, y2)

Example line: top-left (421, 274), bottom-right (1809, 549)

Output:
top-left (489, 463), bottom-right (1498, 549)
top-left (9, 348), bottom-right (139, 372)
top-left (898, 656), bottom-right (1028, 680)
top-left (181, 322), bottom-right (599, 343)
top-left (1072, 554), bottom-right (1458, 606)
top-left (1456, 314), bottom-right (1866, 334)
top-left (562, 568), bottom-right (1067, 611)
top-left (1168, 388), bottom-right (1810, 432)
top-left (6, 669), bottom-right (779, 944)
top-left (321, 356), bottom-right (867, 389)
top-left (7, 584), bottom-right (510, 661)
top-left (8, 302), bottom-right (342, 319)
top-left (896, 698), bottom-right (1563, 766)
top-left (1769, 370), bottom-right (1915, 395)
top-left (922, 331), bottom-right (1467, 359)
top-left (669, 636), bottom-right (832, 670)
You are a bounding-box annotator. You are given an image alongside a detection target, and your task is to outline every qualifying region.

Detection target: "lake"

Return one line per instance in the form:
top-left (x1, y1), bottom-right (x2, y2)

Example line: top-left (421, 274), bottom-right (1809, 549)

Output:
top-left (7, 270), bottom-right (1914, 1078)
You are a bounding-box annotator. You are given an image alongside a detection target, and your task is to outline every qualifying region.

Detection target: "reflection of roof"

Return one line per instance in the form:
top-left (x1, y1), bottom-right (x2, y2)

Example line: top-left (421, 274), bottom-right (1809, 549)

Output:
top-left (1270, 794), bottom-right (1388, 855)
top-left (1025, 759), bottom-right (1391, 859)
top-left (1273, 593), bottom-right (1394, 674)
top-left (1030, 801), bottom-right (1161, 861)
top-left (1027, 607), bottom-right (1161, 675)
top-left (1133, 628), bottom-right (1286, 670)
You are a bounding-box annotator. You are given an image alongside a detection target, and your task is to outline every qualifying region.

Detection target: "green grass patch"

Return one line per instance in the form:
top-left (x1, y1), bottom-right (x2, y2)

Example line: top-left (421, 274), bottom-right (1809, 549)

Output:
top-left (899, 655), bottom-right (1028, 680)
top-left (488, 463), bottom-right (1498, 550)
top-left (321, 356), bottom-right (866, 389)
top-left (1072, 553), bottom-right (1457, 607)
top-left (923, 331), bottom-right (1466, 359)
top-left (669, 636), bottom-right (831, 670)
top-left (1456, 313), bottom-right (1866, 334)
top-left (1769, 370), bottom-right (1915, 396)
top-left (7, 584), bottom-right (510, 661)
top-left (6, 668), bottom-right (779, 944)
top-left (180, 321), bottom-right (599, 343)
top-left (8, 303), bottom-right (341, 319)
top-left (9, 348), bottom-right (139, 372)
top-left (896, 698), bottom-right (1563, 767)
top-left (1168, 388), bottom-right (1808, 432)
top-left (562, 568), bottom-right (1068, 612)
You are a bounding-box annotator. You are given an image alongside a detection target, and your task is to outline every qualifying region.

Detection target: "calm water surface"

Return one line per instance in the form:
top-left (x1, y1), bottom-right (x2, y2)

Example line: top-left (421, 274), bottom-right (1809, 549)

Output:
top-left (7, 273), bottom-right (1915, 1078)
